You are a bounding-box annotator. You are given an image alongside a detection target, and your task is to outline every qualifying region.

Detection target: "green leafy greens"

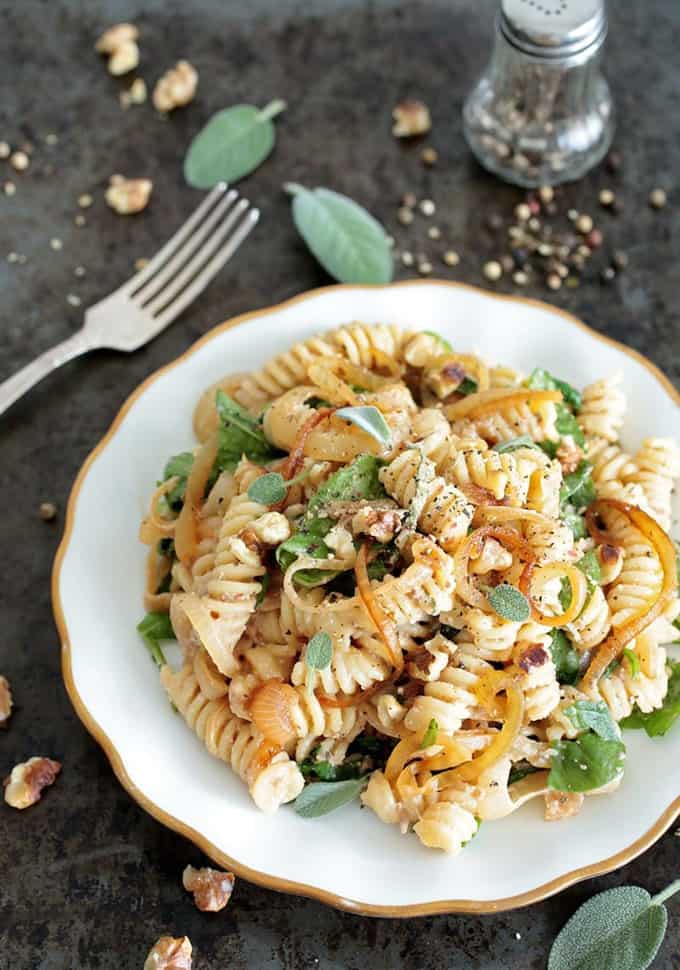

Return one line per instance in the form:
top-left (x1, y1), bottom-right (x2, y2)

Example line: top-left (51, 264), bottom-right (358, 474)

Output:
top-left (334, 406), bottom-right (392, 447)
top-left (184, 99), bottom-right (286, 188)
top-left (215, 390), bottom-right (280, 471)
top-left (284, 182), bottom-right (393, 285)
top-left (161, 452), bottom-right (194, 510)
top-left (422, 330), bottom-right (453, 352)
top-left (527, 367), bottom-right (582, 410)
top-left (420, 718), bottom-right (439, 748)
top-left (137, 612), bottom-right (175, 667)
top-left (565, 700), bottom-right (619, 741)
top-left (560, 461), bottom-right (596, 539)
top-left (549, 629), bottom-right (580, 685)
top-left (620, 660), bottom-right (680, 737)
top-left (276, 455), bottom-right (387, 586)
top-left (548, 732), bottom-right (625, 793)
top-left (548, 879), bottom-right (680, 970)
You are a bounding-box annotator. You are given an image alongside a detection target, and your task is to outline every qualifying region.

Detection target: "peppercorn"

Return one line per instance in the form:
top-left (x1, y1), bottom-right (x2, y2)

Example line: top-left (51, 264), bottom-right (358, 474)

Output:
top-left (649, 188), bottom-right (667, 209)
top-left (598, 188), bottom-right (615, 207)
top-left (419, 199), bottom-right (436, 216)
top-left (402, 192), bottom-right (417, 209)
top-left (600, 266), bottom-right (616, 283)
top-left (420, 146), bottom-right (438, 166)
top-left (575, 213), bottom-right (594, 234)
top-left (612, 250), bottom-right (629, 270)
top-left (585, 228), bottom-right (603, 249)
top-left (546, 273), bottom-right (562, 290)
top-left (483, 260), bottom-right (503, 281)
top-left (605, 150), bottom-right (622, 174)
top-left (443, 250), bottom-right (460, 267)
top-left (397, 206), bottom-right (414, 225)
top-left (538, 185), bottom-right (554, 204)
top-left (39, 502), bottom-right (57, 521)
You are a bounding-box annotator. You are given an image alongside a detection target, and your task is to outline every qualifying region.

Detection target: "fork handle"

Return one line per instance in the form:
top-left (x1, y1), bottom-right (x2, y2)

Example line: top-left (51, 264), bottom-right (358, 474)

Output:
top-left (0, 331), bottom-right (93, 418)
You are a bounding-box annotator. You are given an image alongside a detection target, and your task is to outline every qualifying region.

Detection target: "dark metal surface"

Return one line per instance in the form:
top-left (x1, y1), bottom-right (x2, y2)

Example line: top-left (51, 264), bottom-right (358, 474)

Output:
top-left (0, 1), bottom-right (678, 967)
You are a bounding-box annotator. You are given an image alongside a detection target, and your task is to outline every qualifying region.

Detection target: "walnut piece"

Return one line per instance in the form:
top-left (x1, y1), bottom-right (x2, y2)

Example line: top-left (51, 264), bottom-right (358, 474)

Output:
top-left (95, 22), bottom-right (138, 53)
top-left (95, 23), bottom-right (140, 76)
top-left (0, 676), bottom-right (13, 727)
top-left (351, 505), bottom-right (402, 543)
top-left (153, 61), bottom-right (198, 113)
top-left (120, 77), bottom-right (147, 109)
top-left (544, 790), bottom-right (584, 821)
top-left (105, 175), bottom-right (153, 215)
top-left (556, 438), bottom-right (584, 475)
top-left (182, 865), bottom-right (235, 912)
top-left (392, 99), bottom-right (432, 138)
top-left (4, 756), bottom-right (61, 809)
top-left (144, 936), bottom-right (192, 970)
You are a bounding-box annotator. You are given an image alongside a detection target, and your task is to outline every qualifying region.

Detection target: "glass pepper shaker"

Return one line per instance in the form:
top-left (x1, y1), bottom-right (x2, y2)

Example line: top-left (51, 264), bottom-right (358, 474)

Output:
top-left (463, 0), bottom-right (614, 187)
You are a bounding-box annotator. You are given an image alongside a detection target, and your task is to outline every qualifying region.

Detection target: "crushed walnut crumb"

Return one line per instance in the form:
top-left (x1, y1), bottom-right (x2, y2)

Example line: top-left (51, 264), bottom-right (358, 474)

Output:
top-left (105, 174), bottom-right (153, 215)
top-left (143, 936), bottom-right (192, 970)
top-left (0, 676), bottom-right (13, 728)
top-left (182, 865), bottom-right (235, 912)
top-left (556, 438), bottom-right (583, 475)
top-left (4, 756), bottom-right (61, 809)
top-left (544, 790), bottom-right (584, 821)
top-left (120, 77), bottom-right (147, 109)
top-left (153, 61), bottom-right (198, 113)
top-left (392, 98), bottom-right (431, 138)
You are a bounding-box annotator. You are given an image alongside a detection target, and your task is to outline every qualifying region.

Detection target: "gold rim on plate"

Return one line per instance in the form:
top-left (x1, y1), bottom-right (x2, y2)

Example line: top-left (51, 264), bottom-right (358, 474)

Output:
top-left (52, 280), bottom-right (680, 917)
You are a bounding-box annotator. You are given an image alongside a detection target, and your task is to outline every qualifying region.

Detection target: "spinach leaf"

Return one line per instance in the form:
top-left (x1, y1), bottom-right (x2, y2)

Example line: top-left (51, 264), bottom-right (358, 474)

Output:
top-left (161, 452), bottom-right (194, 510)
top-left (565, 700), bottom-right (619, 741)
top-left (620, 661), bottom-right (680, 737)
top-left (555, 404), bottom-right (586, 447)
top-left (307, 454), bottom-right (386, 516)
top-left (457, 376), bottom-right (478, 396)
top-left (508, 762), bottom-right (541, 786)
top-left (137, 612), bottom-right (175, 667)
top-left (560, 461), bottom-right (596, 510)
top-left (559, 549), bottom-right (602, 610)
top-left (549, 629), bottom-right (580, 685)
top-left (215, 390), bottom-right (281, 471)
top-left (300, 754), bottom-right (364, 782)
top-left (527, 367), bottom-right (582, 410)
top-left (561, 502), bottom-right (589, 540)
top-left (548, 733), bottom-right (625, 793)
top-left (276, 455), bottom-right (387, 587)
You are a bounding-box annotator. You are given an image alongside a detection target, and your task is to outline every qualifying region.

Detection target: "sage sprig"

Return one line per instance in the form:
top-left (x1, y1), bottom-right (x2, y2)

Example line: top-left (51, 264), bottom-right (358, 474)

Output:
top-left (247, 467), bottom-right (311, 506)
top-left (284, 182), bottom-right (393, 284)
top-left (488, 583), bottom-right (531, 623)
top-left (294, 777), bottom-right (368, 818)
top-left (335, 405), bottom-right (391, 446)
top-left (548, 879), bottom-right (680, 970)
top-left (184, 99), bottom-right (286, 187)
top-left (305, 631), bottom-right (333, 693)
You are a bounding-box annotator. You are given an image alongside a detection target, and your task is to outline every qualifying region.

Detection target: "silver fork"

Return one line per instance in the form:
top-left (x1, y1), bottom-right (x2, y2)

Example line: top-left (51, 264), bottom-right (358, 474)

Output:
top-left (0, 183), bottom-right (259, 417)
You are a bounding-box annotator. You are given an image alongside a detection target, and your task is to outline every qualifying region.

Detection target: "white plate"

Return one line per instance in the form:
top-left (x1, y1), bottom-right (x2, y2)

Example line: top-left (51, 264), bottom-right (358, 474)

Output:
top-left (54, 281), bottom-right (680, 916)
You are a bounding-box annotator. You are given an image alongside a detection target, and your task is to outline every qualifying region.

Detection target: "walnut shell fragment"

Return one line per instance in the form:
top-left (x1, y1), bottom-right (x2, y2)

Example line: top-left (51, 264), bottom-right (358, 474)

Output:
top-left (182, 864), bottom-right (235, 912)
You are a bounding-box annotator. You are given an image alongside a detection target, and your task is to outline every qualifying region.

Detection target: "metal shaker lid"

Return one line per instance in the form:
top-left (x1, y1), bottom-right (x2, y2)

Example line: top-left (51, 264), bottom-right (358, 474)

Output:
top-left (500, 0), bottom-right (606, 58)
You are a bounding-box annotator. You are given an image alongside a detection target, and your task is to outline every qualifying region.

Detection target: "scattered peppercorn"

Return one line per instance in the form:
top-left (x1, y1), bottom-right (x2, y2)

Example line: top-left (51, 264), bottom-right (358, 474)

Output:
top-left (500, 254), bottom-right (515, 273)
top-left (0, 141), bottom-right (10, 159)
top-left (10, 151), bottom-right (29, 172)
top-left (538, 185), bottom-right (554, 204)
top-left (600, 266), bottom-right (616, 283)
top-left (486, 212), bottom-right (504, 231)
top-left (397, 206), bottom-right (414, 226)
top-left (4, 180), bottom-right (16, 196)
top-left (402, 192), bottom-right (417, 209)
top-left (418, 260), bottom-right (433, 276)
top-left (649, 188), bottom-right (667, 209)
top-left (605, 150), bottom-right (622, 174)
top-left (419, 199), bottom-right (436, 216)
top-left (514, 202), bottom-right (531, 222)
top-left (612, 250), bottom-right (629, 270)
top-left (598, 188), bottom-right (615, 207)
top-left (585, 228), bottom-right (603, 249)
top-left (401, 251), bottom-right (414, 267)
top-left (546, 273), bottom-right (562, 290)
top-left (443, 250), bottom-right (459, 267)
top-left (39, 502), bottom-right (57, 522)
top-left (483, 260), bottom-right (503, 281)
top-left (513, 270), bottom-right (528, 285)
top-left (575, 213), bottom-right (593, 234)
top-left (427, 226), bottom-right (441, 240)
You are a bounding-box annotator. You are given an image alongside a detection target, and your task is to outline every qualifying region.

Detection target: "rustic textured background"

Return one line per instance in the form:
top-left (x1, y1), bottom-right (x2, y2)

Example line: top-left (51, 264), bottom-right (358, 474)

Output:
top-left (1, 1), bottom-right (678, 967)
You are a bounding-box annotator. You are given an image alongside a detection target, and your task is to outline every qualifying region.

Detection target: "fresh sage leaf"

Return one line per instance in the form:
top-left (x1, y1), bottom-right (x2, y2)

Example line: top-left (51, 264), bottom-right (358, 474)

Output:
top-left (184, 99), bottom-right (286, 188)
top-left (493, 435), bottom-right (540, 454)
top-left (488, 584), bottom-right (531, 623)
top-left (335, 405), bottom-right (391, 447)
top-left (137, 612), bottom-right (175, 667)
top-left (623, 647), bottom-right (640, 678)
top-left (548, 733), bottom-right (625, 793)
top-left (294, 777), bottom-right (368, 818)
top-left (548, 879), bottom-right (680, 970)
top-left (248, 472), bottom-right (287, 505)
top-left (620, 660), bottom-right (680, 737)
top-left (306, 631), bottom-right (333, 671)
top-left (549, 629), bottom-right (580, 686)
top-left (423, 329), bottom-right (453, 352)
top-left (284, 182), bottom-right (393, 284)
top-left (420, 718), bottom-right (439, 748)
top-left (307, 454), bottom-right (387, 517)
top-left (565, 701), bottom-right (619, 741)
top-left (527, 367), bottom-right (582, 411)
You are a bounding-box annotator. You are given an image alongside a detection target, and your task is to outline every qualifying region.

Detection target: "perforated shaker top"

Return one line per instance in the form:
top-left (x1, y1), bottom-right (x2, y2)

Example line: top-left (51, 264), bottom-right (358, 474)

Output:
top-left (500, 0), bottom-right (606, 57)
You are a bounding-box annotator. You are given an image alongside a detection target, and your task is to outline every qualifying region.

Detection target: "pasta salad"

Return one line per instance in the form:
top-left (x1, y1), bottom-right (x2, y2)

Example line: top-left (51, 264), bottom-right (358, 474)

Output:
top-left (138, 323), bottom-right (680, 853)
